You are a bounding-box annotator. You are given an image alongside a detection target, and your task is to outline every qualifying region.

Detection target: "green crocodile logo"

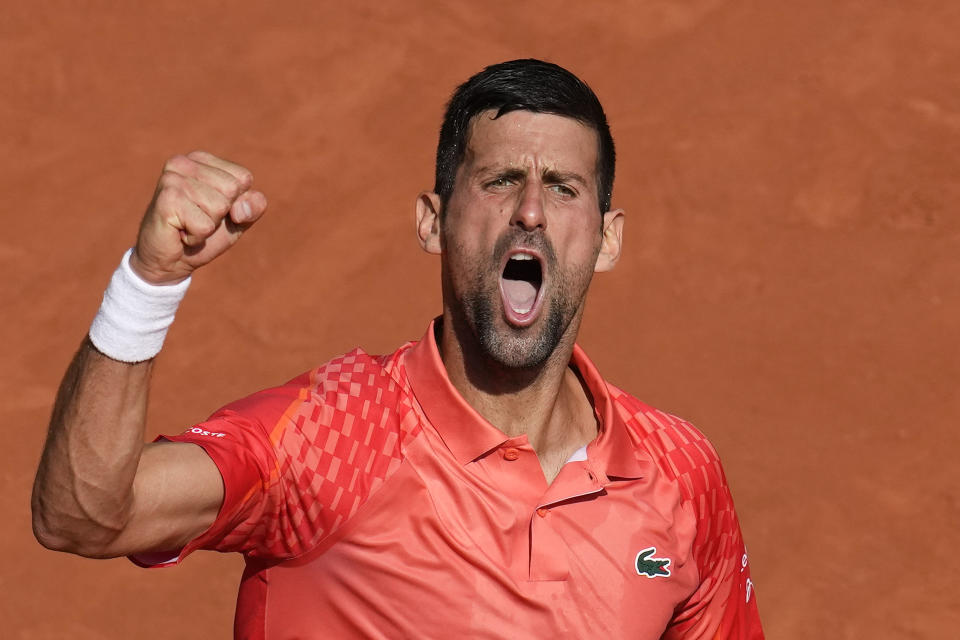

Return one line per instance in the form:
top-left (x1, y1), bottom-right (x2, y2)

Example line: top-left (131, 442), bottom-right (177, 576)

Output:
top-left (635, 547), bottom-right (671, 578)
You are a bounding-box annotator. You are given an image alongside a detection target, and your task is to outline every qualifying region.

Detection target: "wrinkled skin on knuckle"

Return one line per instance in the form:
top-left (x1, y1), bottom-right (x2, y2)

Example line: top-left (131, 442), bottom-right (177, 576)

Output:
top-left (185, 149), bottom-right (211, 162)
top-left (152, 187), bottom-right (183, 222)
top-left (235, 168), bottom-right (253, 189)
top-left (194, 214), bottom-right (217, 237)
top-left (208, 191), bottom-right (232, 217)
top-left (225, 178), bottom-right (246, 200)
top-left (163, 154), bottom-right (193, 175)
top-left (157, 170), bottom-right (185, 193)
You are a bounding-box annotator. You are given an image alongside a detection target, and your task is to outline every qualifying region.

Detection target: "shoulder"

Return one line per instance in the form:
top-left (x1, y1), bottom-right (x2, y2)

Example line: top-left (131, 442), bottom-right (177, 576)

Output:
top-left (605, 383), bottom-right (727, 502)
top-left (603, 385), bottom-right (762, 632)
top-left (211, 343), bottom-right (415, 425)
top-left (257, 343), bottom-right (422, 456)
top-left (306, 344), bottom-right (414, 405)
top-left (167, 343), bottom-right (422, 559)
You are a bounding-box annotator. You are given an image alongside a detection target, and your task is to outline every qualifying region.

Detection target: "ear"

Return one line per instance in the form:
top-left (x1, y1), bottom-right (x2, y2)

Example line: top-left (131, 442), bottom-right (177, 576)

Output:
top-left (416, 191), bottom-right (443, 255)
top-left (594, 209), bottom-right (624, 272)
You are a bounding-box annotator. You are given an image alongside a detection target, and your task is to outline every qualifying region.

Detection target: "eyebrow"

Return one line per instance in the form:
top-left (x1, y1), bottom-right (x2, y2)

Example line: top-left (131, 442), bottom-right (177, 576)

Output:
top-left (480, 167), bottom-right (527, 181)
top-left (475, 166), bottom-right (589, 186)
top-left (542, 169), bottom-right (588, 186)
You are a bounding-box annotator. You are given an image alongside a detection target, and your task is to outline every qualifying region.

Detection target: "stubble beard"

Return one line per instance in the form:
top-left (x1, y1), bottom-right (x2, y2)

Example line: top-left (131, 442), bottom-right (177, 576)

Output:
top-left (456, 232), bottom-right (594, 370)
top-left (466, 288), bottom-right (568, 369)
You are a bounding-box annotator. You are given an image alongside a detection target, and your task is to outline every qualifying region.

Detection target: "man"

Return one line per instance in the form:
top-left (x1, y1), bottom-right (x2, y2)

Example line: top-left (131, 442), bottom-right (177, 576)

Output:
top-left (33, 60), bottom-right (763, 638)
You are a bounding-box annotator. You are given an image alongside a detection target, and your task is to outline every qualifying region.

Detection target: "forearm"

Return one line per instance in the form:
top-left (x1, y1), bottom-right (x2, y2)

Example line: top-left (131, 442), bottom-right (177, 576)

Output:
top-left (32, 338), bottom-right (153, 554)
top-left (32, 151), bottom-right (266, 557)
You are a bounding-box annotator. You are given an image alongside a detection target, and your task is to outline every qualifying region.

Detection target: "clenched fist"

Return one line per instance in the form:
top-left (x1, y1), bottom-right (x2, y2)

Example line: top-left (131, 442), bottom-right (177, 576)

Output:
top-left (130, 151), bottom-right (267, 284)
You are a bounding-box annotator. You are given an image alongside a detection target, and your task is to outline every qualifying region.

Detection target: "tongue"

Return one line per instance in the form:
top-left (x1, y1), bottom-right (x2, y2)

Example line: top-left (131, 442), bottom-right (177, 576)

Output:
top-left (502, 279), bottom-right (537, 314)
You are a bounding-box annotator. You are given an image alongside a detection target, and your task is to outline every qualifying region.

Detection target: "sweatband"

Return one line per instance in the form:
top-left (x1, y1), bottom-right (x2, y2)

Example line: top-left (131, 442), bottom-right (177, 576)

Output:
top-left (88, 249), bottom-right (191, 363)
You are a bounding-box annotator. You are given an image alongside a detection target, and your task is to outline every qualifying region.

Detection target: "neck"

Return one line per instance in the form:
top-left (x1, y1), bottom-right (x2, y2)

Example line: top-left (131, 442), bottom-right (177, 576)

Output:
top-left (436, 311), bottom-right (597, 479)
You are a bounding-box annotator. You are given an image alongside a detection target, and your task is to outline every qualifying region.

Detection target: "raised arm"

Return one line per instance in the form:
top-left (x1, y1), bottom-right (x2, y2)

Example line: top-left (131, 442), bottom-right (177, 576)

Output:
top-left (32, 151), bottom-right (267, 558)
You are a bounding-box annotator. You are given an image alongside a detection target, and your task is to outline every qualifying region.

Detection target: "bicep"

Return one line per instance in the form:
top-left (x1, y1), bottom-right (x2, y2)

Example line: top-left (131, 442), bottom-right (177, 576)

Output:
top-left (97, 441), bottom-right (224, 558)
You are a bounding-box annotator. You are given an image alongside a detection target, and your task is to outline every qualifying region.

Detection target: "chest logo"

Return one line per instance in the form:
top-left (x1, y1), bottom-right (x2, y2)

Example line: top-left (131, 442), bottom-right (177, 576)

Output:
top-left (635, 547), bottom-right (671, 578)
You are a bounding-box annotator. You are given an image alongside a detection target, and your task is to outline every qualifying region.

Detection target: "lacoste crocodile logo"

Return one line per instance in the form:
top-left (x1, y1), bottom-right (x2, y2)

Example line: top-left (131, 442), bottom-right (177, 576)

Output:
top-left (635, 547), bottom-right (671, 578)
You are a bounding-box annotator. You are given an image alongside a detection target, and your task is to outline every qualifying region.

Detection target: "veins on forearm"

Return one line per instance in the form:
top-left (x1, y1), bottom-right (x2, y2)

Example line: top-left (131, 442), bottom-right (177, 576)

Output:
top-left (33, 338), bottom-right (153, 550)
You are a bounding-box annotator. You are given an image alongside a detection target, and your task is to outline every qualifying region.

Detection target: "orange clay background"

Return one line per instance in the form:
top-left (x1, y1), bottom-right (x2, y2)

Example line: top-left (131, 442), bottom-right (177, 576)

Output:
top-left (3, 2), bottom-right (958, 638)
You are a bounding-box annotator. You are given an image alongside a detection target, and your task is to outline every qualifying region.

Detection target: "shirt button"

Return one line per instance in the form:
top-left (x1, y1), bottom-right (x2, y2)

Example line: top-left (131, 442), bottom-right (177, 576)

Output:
top-left (503, 447), bottom-right (520, 461)
top-left (536, 507), bottom-right (549, 518)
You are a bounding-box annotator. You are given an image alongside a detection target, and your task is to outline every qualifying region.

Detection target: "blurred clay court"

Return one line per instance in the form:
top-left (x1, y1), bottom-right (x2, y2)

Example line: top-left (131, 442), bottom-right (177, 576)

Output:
top-left (3, 2), bottom-right (958, 638)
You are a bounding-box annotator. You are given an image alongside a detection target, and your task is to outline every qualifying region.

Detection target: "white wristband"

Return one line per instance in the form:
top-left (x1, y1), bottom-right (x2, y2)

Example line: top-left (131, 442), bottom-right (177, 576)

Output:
top-left (88, 249), bottom-right (191, 363)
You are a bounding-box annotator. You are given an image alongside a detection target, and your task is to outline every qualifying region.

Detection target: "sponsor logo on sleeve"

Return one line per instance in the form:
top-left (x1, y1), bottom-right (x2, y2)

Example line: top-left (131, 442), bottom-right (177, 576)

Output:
top-left (184, 426), bottom-right (227, 438)
top-left (635, 547), bottom-right (671, 578)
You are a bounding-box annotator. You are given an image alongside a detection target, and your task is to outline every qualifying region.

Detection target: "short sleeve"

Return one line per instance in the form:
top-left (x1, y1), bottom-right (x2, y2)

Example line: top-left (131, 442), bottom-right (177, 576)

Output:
top-left (139, 371), bottom-right (319, 565)
top-left (131, 348), bottom-right (416, 569)
top-left (664, 449), bottom-right (764, 639)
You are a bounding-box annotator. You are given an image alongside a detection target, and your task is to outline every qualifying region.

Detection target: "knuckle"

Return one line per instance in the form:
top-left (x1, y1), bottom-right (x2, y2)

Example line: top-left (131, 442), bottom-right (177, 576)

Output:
top-left (226, 173), bottom-right (253, 198)
top-left (212, 192), bottom-right (232, 213)
top-left (186, 149), bottom-right (211, 163)
top-left (224, 178), bottom-right (245, 199)
top-left (157, 171), bottom-right (184, 190)
top-left (195, 215), bottom-right (217, 235)
top-left (153, 186), bottom-right (181, 211)
top-left (163, 154), bottom-right (192, 173)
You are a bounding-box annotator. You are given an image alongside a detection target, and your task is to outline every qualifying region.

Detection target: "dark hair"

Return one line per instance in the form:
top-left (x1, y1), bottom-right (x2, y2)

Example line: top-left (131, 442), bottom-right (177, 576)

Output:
top-left (434, 59), bottom-right (616, 213)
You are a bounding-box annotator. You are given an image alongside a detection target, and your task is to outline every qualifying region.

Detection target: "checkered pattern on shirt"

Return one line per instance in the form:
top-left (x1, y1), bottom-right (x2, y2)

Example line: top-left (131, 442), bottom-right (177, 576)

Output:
top-left (174, 345), bottom-right (422, 560)
top-left (267, 348), bottom-right (422, 555)
top-left (608, 384), bottom-right (759, 638)
top-left (609, 385), bottom-right (744, 582)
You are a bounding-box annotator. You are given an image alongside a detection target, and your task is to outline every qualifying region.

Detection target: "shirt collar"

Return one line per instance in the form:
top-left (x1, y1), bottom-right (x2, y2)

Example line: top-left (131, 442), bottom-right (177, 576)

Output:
top-left (404, 320), bottom-right (648, 479)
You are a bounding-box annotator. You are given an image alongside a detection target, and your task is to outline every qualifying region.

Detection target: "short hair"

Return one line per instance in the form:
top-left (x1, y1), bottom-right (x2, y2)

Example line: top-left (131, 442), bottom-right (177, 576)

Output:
top-left (434, 59), bottom-right (616, 214)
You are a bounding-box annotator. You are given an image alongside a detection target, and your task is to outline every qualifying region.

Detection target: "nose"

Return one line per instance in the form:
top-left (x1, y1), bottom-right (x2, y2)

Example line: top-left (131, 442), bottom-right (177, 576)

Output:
top-left (510, 183), bottom-right (546, 231)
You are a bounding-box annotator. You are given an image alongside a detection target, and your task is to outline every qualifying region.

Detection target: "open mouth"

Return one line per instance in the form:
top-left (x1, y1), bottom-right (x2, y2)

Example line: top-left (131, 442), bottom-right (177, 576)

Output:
top-left (499, 251), bottom-right (544, 325)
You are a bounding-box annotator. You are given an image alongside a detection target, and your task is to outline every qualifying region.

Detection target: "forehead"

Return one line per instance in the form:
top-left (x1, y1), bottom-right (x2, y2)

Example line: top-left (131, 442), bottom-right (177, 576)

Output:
top-left (462, 110), bottom-right (599, 178)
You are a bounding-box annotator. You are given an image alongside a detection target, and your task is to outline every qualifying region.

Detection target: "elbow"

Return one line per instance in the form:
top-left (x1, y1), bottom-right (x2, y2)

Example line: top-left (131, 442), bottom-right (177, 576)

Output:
top-left (31, 493), bottom-right (125, 558)
top-left (31, 487), bottom-right (63, 550)
top-left (32, 516), bottom-right (77, 554)
top-left (31, 503), bottom-right (80, 554)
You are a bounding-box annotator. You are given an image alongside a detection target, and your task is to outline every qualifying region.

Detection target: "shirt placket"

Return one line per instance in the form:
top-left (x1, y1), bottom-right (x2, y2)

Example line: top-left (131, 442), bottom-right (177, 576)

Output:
top-left (528, 462), bottom-right (606, 582)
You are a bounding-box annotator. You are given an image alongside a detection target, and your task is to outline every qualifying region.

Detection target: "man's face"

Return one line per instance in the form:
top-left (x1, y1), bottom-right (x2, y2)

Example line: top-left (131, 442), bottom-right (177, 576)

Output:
top-left (420, 110), bottom-right (623, 369)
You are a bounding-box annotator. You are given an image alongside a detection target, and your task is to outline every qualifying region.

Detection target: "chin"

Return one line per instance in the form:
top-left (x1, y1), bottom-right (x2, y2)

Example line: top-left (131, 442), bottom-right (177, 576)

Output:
top-left (472, 297), bottom-right (570, 370)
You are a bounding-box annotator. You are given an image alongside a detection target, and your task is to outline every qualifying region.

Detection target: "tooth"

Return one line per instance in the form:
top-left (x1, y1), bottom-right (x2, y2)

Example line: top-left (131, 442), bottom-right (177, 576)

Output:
top-left (512, 254), bottom-right (534, 260)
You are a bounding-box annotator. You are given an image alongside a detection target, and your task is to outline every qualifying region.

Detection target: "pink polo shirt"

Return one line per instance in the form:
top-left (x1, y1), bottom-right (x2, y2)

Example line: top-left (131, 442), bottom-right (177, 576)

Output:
top-left (152, 322), bottom-right (763, 638)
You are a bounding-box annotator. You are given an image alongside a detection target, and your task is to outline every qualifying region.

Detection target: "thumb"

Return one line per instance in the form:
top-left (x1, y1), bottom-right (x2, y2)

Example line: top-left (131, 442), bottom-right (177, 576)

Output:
top-left (229, 190), bottom-right (268, 227)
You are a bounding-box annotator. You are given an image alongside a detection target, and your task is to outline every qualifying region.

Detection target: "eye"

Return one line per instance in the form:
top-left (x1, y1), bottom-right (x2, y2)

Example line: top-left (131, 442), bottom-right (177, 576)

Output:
top-left (486, 176), bottom-right (516, 189)
top-left (549, 184), bottom-right (577, 198)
